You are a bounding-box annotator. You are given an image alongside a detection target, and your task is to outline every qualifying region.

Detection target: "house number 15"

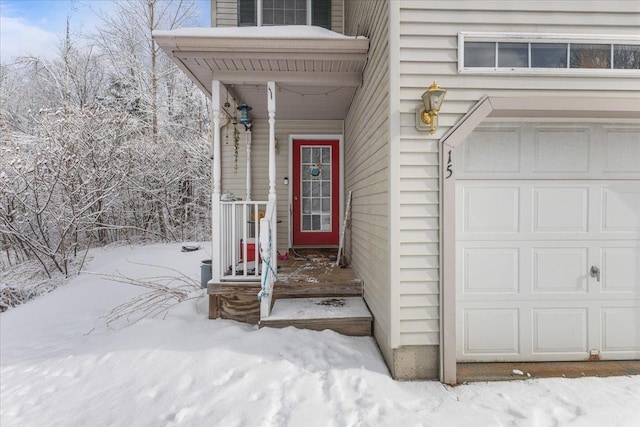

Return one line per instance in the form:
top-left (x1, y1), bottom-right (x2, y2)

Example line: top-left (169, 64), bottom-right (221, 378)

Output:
top-left (445, 150), bottom-right (453, 179)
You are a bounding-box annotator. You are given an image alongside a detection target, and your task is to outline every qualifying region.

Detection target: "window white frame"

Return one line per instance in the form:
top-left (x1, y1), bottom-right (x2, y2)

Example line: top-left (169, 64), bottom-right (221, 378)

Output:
top-left (458, 32), bottom-right (640, 76)
top-left (256, 0), bottom-right (313, 26)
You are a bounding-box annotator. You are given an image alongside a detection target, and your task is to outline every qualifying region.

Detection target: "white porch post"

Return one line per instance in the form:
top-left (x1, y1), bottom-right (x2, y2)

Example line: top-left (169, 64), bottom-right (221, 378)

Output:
top-left (268, 81), bottom-right (276, 201)
top-left (211, 80), bottom-right (222, 283)
top-left (268, 80), bottom-right (277, 282)
top-left (245, 128), bottom-right (252, 201)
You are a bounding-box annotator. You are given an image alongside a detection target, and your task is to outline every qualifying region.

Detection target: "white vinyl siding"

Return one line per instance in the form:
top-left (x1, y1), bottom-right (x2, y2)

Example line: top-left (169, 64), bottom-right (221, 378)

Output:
top-left (344, 1), bottom-right (391, 349)
top-left (220, 119), bottom-right (343, 252)
top-left (212, 0), bottom-right (344, 33)
top-left (397, 1), bottom-right (640, 347)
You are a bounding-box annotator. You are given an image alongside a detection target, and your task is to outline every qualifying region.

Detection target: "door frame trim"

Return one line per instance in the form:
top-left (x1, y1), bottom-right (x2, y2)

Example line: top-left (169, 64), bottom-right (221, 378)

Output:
top-left (288, 134), bottom-right (344, 248)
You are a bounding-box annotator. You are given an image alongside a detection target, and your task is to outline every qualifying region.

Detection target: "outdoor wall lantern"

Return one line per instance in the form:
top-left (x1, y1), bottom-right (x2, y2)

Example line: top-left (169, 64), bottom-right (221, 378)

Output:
top-left (237, 103), bottom-right (253, 129)
top-left (416, 81), bottom-right (447, 134)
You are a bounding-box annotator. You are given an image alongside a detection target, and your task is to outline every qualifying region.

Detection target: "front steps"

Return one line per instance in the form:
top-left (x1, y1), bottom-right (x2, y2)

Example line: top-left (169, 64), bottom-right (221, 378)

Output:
top-left (259, 296), bottom-right (372, 336)
top-left (208, 258), bottom-right (373, 336)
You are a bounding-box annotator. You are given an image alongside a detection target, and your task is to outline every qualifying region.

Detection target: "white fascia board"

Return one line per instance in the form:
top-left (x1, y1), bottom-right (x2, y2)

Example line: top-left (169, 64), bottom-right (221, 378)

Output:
top-left (153, 30), bottom-right (369, 54)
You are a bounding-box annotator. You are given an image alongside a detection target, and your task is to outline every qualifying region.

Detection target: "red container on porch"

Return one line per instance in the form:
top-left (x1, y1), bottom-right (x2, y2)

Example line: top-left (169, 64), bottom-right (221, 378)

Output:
top-left (241, 239), bottom-right (261, 262)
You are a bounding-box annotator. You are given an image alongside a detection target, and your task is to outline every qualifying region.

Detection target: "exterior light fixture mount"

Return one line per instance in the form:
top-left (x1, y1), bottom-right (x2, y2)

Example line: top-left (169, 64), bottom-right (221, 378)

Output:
top-left (416, 81), bottom-right (447, 134)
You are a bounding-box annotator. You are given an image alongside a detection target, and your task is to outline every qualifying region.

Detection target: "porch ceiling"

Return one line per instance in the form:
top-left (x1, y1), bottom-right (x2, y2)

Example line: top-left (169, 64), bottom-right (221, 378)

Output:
top-left (153, 26), bottom-right (369, 120)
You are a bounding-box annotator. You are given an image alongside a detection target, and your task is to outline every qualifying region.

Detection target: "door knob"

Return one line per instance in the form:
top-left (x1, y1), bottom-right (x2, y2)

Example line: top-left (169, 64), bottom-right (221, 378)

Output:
top-left (590, 266), bottom-right (600, 282)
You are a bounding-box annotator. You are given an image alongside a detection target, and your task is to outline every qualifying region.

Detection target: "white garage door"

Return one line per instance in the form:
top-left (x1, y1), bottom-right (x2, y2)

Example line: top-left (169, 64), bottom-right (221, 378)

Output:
top-left (456, 124), bottom-right (640, 362)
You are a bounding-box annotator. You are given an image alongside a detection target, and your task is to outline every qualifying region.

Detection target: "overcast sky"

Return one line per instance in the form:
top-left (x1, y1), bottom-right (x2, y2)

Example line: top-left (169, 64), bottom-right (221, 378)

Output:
top-left (0, 0), bottom-right (211, 63)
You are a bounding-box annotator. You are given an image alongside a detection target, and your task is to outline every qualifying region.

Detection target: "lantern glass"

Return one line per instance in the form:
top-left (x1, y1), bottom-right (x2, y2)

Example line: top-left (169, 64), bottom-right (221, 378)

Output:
top-left (237, 103), bottom-right (253, 125)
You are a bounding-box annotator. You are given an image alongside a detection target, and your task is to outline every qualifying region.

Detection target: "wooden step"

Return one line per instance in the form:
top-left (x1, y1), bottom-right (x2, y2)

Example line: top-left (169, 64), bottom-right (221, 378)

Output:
top-left (259, 297), bottom-right (372, 336)
top-left (274, 278), bottom-right (363, 299)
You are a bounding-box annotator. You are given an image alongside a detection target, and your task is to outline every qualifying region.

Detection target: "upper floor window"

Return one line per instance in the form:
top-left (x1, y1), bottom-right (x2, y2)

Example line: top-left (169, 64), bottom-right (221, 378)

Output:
top-left (459, 33), bottom-right (640, 73)
top-left (239, 0), bottom-right (330, 29)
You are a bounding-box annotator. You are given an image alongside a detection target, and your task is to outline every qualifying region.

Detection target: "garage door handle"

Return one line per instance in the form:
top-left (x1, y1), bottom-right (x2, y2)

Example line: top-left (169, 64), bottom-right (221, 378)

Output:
top-left (590, 266), bottom-right (600, 282)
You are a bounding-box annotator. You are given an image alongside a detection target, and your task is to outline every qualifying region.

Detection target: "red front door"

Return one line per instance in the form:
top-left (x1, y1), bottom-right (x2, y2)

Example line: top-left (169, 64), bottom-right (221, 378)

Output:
top-left (292, 139), bottom-right (340, 246)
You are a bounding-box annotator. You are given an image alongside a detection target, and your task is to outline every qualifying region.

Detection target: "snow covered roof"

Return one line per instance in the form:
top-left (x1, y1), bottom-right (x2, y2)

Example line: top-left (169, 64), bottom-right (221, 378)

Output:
top-left (154, 25), bottom-right (365, 40)
top-left (153, 26), bottom-right (369, 120)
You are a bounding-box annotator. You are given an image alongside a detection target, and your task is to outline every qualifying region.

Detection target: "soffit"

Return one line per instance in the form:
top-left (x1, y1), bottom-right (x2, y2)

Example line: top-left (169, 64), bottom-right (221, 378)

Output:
top-left (153, 27), bottom-right (369, 120)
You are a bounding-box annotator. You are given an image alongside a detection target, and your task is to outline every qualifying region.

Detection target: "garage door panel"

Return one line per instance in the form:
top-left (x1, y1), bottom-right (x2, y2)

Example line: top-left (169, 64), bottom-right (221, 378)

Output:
top-left (463, 127), bottom-right (521, 173)
top-left (533, 248), bottom-right (588, 293)
top-left (602, 186), bottom-right (640, 234)
top-left (463, 248), bottom-right (519, 294)
top-left (601, 307), bottom-right (640, 354)
top-left (462, 187), bottom-right (519, 233)
top-left (533, 187), bottom-right (588, 232)
top-left (601, 247), bottom-right (640, 293)
top-left (462, 308), bottom-right (520, 356)
top-left (532, 308), bottom-right (588, 354)
top-left (604, 129), bottom-right (640, 173)
top-left (533, 128), bottom-right (590, 173)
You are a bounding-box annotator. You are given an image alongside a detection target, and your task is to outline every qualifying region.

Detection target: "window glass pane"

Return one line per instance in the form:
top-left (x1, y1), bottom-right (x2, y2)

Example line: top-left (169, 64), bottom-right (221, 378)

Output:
top-left (312, 215), bottom-right (321, 230)
top-left (303, 215), bottom-right (311, 230)
top-left (302, 147), bottom-right (311, 163)
top-left (312, 148), bottom-right (321, 163)
top-left (311, 181), bottom-right (320, 197)
top-left (238, 0), bottom-right (256, 26)
top-left (614, 45), bottom-right (640, 70)
top-left (302, 167), bottom-right (311, 180)
top-left (321, 181), bottom-right (330, 197)
top-left (262, 10), bottom-right (273, 25)
top-left (302, 181), bottom-right (310, 197)
top-left (464, 42), bottom-right (496, 67)
top-left (498, 43), bottom-right (528, 67)
top-left (312, 0), bottom-right (331, 29)
top-left (274, 9), bottom-right (285, 24)
top-left (321, 198), bottom-right (331, 213)
top-left (321, 215), bottom-right (331, 231)
top-left (570, 44), bottom-right (611, 69)
top-left (264, 0), bottom-right (306, 26)
top-left (311, 199), bottom-right (320, 213)
top-left (531, 43), bottom-right (567, 68)
top-left (322, 147), bottom-right (330, 163)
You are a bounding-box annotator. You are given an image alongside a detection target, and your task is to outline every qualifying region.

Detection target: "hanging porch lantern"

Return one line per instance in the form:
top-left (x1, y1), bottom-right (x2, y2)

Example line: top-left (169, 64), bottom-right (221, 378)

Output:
top-left (237, 103), bottom-right (253, 128)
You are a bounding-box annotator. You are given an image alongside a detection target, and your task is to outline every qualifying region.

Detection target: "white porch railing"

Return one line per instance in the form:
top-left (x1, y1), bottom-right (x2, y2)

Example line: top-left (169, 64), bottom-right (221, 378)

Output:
top-left (220, 201), bottom-right (268, 280)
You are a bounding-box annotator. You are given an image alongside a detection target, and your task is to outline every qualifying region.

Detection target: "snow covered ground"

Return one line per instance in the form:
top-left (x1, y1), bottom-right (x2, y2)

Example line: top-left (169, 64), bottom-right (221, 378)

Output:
top-left (2, 243), bottom-right (639, 427)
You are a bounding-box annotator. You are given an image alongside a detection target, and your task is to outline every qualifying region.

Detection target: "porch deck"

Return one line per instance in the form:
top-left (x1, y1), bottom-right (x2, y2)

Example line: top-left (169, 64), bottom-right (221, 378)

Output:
top-left (207, 254), bottom-right (371, 335)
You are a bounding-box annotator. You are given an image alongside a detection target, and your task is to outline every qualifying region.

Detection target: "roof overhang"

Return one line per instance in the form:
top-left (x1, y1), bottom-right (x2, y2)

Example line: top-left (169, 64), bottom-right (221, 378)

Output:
top-left (153, 26), bottom-right (369, 120)
top-left (442, 96), bottom-right (640, 149)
